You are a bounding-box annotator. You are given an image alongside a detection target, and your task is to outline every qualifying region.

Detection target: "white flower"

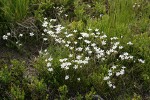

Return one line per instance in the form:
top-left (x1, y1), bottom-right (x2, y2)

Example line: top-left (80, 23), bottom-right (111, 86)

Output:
top-left (119, 46), bottom-right (123, 49)
top-left (44, 17), bottom-right (47, 20)
top-left (100, 34), bottom-right (107, 39)
top-left (101, 58), bottom-right (105, 61)
top-left (69, 47), bottom-right (74, 50)
top-left (107, 81), bottom-right (112, 87)
top-left (47, 30), bottom-right (54, 35)
top-left (43, 29), bottom-right (47, 32)
top-left (19, 44), bottom-right (22, 46)
top-left (29, 32), bottom-right (34, 36)
top-left (125, 56), bottom-right (129, 60)
top-left (91, 33), bottom-right (95, 36)
top-left (64, 31), bottom-right (68, 34)
top-left (55, 38), bottom-right (62, 43)
top-left (77, 78), bottom-right (80, 81)
top-left (101, 40), bottom-right (106, 45)
top-left (103, 76), bottom-right (110, 80)
top-left (43, 38), bottom-right (48, 41)
top-left (59, 58), bottom-right (68, 62)
top-left (91, 43), bottom-right (96, 47)
top-left (73, 65), bottom-right (78, 69)
top-left (138, 59), bottom-right (145, 64)
top-left (65, 14), bottom-right (68, 17)
top-left (45, 59), bottom-right (48, 62)
top-left (61, 62), bottom-right (71, 69)
top-left (95, 28), bottom-right (99, 32)
top-left (122, 66), bottom-right (126, 69)
top-left (69, 54), bottom-right (73, 57)
top-left (85, 47), bottom-right (90, 51)
top-left (48, 68), bottom-right (53, 72)
top-left (84, 40), bottom-right (91, 44)
top-left (100, 14), bottom-right (103, 17)
top-left (39, 50), bottom-right (42, 54)
top-left (108, 70), bottom-right (112, 73)
top-left (47, 62), bottom-right (51, 67)
top-left (116, 72), bottom-right (120, 76)
top-left (65, 75), bottom-right (69, 80)
top-left (107, 81), bottom-right (111, 85)
top-left (106, 50), bottom-right (111, 55)
top-left (67, 41), bottom-right (71, 44)
top-left (114, 42), bottom-right (120, 46)
top-left (78, 37), bottom-right (82, 40)
top-left (108, 72), bottom-right (112, 76)
top-left (48, 57), bottom-right (53, 61)
top-left (42, 21), bottom-right (48, 27)
top-left (19, 34), bottom-right (23, 37)
top-left (129, 56), bottom-right (133, 59)
top-left (3, 35), bottom-right (8, 40)
top-left (74, 41), bottom-right (77, 44)
top-left (110, 37), bottom-right (118, 40)
top-left (113, 85), bottom-right (116, 89)
top-left (88, 28), bottom-right (92, 31)
top-left (85, 57), bottom-right (90, 61)
top-left (82, 60), bottom-right (88, 64)
top-left (65, 66), bottom-right (69, 70)
top-left (112, 65), bottom-right (117, 69)
top-left (62, 40), bottom-right (66, 44)
top-left (96, 32), bottom-right (100, 35)
top-left (127, 41), bottom-right (133, 45)
top-left (44, 49), bottom-right (47, 52)
top-left (76, 55), bottom-right (82, 59)
top-left (112, 45), bottom-right (117, 49)
top-left (73, 30), bottom-right (77, 33)
top-left (80, 32), bottom-right (89, 37)
top-left (94, 35), bottom-right (98, 38)
top-left (66, 34), bottom-right (73, 37)
top-left (50, 19), bottom-right (56, 22)
top-left (108, 83), bottom-right (113, 87)
top-left (120, 69), bottom-right (125, 75)
top-left (88, 51), bottom-right (92, 54)
top-left (76, 47), bottom-right (83, 51)
top-left (7, 32), bottom-right (11, 36)
top-left (65, 44), bottom-right (69, 47)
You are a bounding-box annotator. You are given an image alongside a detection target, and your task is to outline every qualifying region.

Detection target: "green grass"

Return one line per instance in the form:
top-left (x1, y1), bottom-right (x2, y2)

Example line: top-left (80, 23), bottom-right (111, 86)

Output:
top-left (0, 0), bottom-right (29, 22)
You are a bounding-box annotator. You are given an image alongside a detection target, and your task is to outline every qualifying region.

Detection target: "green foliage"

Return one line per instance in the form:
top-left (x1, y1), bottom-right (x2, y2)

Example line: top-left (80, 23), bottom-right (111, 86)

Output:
top-left (10, 85), bottom-right (25, 100)
top-left (0, 0), bottom-right (29, 22)
top-left (74, 2), bottom-right (86, 20)
top-left (33, 0), bottom-right (53, 21)
top-left (0, 59), bottom-right (48, 99)
top-left (58, 85), bottom-right (68, 100)
top-left (27, 77), bottom-right (47, 99)
top-left (0, 60), bottom-right (26, 99)
top-left (85, 88), bottom-right (96, 100)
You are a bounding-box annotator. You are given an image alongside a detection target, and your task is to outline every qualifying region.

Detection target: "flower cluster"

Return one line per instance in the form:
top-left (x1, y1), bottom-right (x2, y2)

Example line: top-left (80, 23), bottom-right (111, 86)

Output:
top-left (2, 32), bottom-right (23, 47)
top-left (45, 56), bottom-right (53, 72)
top-left (41, 18), bottom-right (145, 88)
top-left (2, 33), bottom-right (10, 40)
top-left (2, 30), bottom-right (37, 48)
top-left (53, 6), bottom-right (65, 16)
top-left (133, 3), bottom-right (141, 8)
top-left (103, 65), bottom-right (126, 88)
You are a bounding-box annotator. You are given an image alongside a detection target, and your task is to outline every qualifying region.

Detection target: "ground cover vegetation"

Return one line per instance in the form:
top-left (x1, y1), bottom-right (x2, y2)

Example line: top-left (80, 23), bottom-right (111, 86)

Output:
top-left (0, 0), bottom-right (150, 99)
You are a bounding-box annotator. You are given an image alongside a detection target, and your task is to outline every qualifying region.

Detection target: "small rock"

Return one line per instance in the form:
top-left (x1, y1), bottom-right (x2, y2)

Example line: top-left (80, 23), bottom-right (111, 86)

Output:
top-left (92, 95), bottom-right (104, 100)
